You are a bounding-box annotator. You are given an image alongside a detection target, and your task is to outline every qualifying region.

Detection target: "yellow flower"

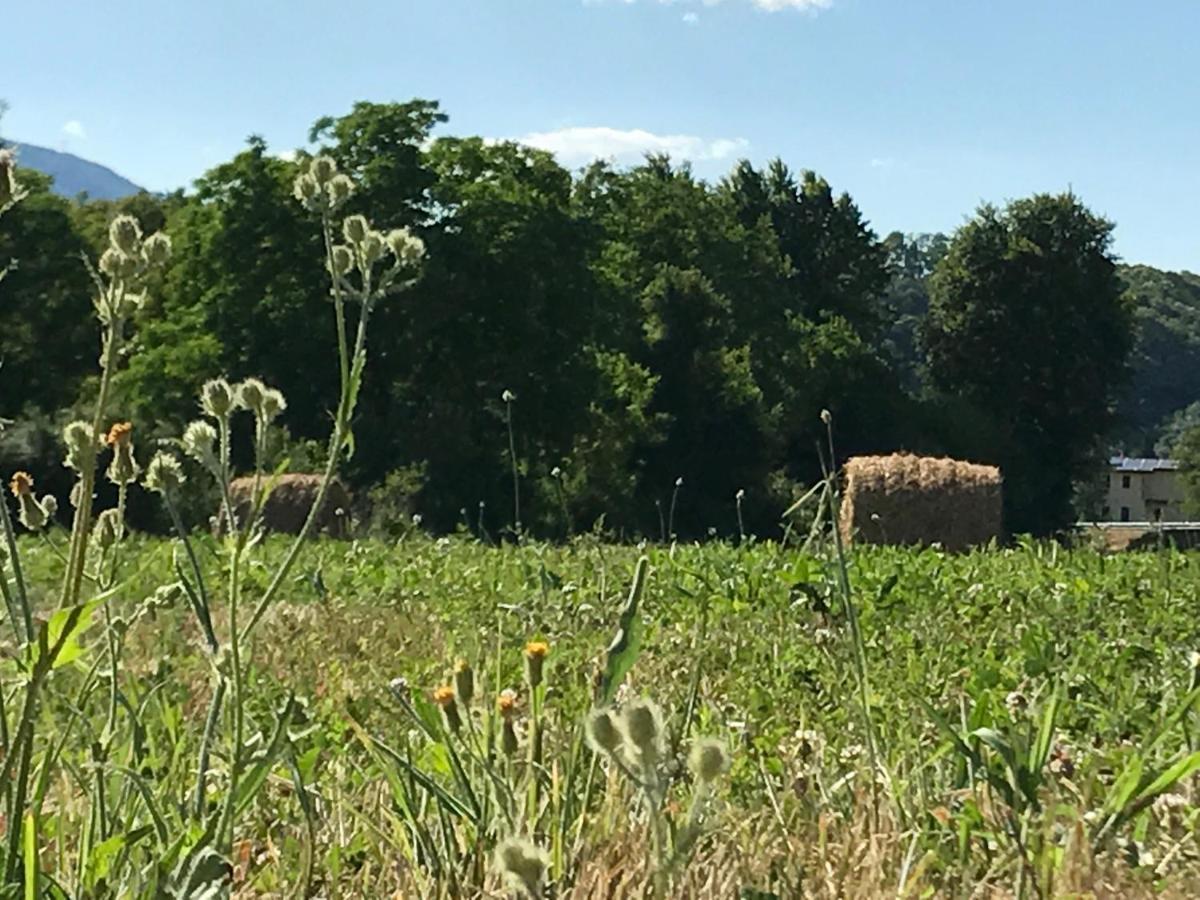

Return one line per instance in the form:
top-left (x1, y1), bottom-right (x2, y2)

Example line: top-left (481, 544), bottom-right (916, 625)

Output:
top-left (433, 685), bottom-right (456, 707)
top-left (105, 421), bottom-right (133, 448)
top-left (498, 689), bottom-right (519, 721)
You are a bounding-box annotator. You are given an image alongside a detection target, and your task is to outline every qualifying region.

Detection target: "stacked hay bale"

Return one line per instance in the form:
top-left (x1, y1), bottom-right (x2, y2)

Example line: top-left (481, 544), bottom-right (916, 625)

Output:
top-left (839, 454), bottom-right (1002, 551)
top-left (224, 473), bottom-right (352, 538)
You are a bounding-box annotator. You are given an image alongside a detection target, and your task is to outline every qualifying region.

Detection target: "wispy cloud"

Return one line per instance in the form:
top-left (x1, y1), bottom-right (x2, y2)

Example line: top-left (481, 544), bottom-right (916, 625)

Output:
top-left (682, 11), bottom-right (699, 23)
top-left (515, 126), bottom-right (749, 165)
top-left (587, 0), bottom-right (831, 12)
top-left (869, 157), bottom-right (895, 170)
top-left (61, 120), bottom-right (87, 140)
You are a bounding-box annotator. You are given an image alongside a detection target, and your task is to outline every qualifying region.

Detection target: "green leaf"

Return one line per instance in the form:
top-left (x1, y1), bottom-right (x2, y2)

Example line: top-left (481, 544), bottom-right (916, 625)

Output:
top-left (599, 556), bottom-right (649, 704)
top-left (26, 597), bottom-right (104, 673)
top-left (233, 696), bottom-right (297, 818)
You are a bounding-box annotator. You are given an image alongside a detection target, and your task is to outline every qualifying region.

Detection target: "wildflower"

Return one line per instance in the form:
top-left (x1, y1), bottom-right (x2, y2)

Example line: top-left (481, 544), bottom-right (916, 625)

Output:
top-left (499, 691), bottom-right (520, 756)
top-left (385, 228), bottom-right (425, 267)
top-left (108, 215), bottom-right (143, 255)
top-left (675, 477), bottom-right (684, 488)
top-left (688, 737), bottom-right (731, 784)
top-left (0, 148), bottom-right (16, 206)
top-left (181, 420), bottom-right (219, 471)
top-left (360, 231), bottom-right (386, 268)
top-left (820, 409), bottom-right (832, 425)
top-left (839, 743), bottom-right (865, 764)
top-left (63, 421), bottom-right (97, 471)
top-left (94, 508), bottom-right (123, 552)
top-left (292, 173), bottom-right (320, 208)
top-left (329, 244), bottom-right (354, 277)
top-left (343, 215), bottom-right (369, 246)
top-left (10, 472), bottom-right (49, 531)
top-left (551, 466), bottom-right (562, 479)
top-left (105, 422), bottom-right (138, 486)
top-left (143, 452), bottom-right (185, 496)
top-left (586, 708), bottom-right (621, 755)
top-left (454, 659), bottom-right (476, 707)
top-left (494, 838), bottom-right (549, 898)
top-left (237, 378), bottom-right (267, 414)
top-left (524, 640), bottom-right (549, 690)
top-left (1005, 690), bottom-right (1029, 716)
top-left (433, 685), bottom-right (463, 734)
top-left (620, 699), bottom-right (665, 768)
top-left (99, 247), bottom-right (138, 281)
top-left (259, 388), bottom-right (287, 424)
top-left (200, 378), bottom-right (236, 420)
top-left (141, 232), bottom-right (172, 267)
top-left (502, 389), bottom-right (516, 403)
top-left (736, 488), bottom-right (745, 500)
top-left (498, 689), bottom-right (519, 720)
top-left (310, 155), bottom-right (337, 185)
top-left (326, 174), bottom-right (354, 208)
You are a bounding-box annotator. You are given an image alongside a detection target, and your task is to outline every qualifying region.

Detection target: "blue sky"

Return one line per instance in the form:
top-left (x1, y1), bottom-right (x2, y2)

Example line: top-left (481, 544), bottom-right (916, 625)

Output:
top-left (7, 0), bottom-right (1198, 270)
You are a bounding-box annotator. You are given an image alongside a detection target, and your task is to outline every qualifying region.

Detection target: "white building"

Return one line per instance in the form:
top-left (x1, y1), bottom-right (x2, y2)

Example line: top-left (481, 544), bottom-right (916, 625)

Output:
top-left (1102, 457), bottom-right (1186, 523)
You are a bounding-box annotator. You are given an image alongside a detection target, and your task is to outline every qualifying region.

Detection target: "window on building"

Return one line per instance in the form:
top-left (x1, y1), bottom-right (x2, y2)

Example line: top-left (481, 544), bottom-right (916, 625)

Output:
top-left (1120, 506), bottom-right (1131, 522)
top-left (1122, 475), bottom-right (1131, 489)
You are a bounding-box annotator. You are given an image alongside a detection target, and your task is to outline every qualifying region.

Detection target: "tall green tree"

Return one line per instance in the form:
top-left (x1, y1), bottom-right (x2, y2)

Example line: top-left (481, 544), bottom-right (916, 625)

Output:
top-left (924, 193), bottom-right (1133, 535)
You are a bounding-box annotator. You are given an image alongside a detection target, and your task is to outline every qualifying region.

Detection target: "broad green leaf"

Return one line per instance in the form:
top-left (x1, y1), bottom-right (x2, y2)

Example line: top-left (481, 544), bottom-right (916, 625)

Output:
top-left (599, 556), bottom-right (649, 704)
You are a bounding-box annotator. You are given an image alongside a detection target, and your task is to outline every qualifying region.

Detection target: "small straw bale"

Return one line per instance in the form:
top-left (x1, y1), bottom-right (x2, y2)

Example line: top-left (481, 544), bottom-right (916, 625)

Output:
top-left (224, 473), bottom-right (352, 538)
top-left (839, 453), bottom-right (1002, 551)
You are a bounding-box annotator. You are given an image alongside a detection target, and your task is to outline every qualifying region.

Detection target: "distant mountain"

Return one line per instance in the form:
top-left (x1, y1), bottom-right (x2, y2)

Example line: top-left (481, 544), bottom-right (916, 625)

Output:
top-left (7, 142), bottom-right (143, 201)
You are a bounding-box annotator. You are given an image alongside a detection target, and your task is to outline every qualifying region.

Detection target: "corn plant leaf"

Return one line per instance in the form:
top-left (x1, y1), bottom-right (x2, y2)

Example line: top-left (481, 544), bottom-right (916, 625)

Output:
top-left (599, 556), bottom-right (649, 705)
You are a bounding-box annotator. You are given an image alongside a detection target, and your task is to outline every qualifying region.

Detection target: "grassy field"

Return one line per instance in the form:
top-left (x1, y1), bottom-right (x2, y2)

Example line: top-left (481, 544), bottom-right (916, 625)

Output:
top-left (11, 533), bottom-right (1200, 897)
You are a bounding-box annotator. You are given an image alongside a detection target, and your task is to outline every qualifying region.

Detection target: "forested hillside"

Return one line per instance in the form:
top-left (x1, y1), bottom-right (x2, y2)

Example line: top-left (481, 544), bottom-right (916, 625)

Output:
top-left (2, 100), bottom-right (1196, 537)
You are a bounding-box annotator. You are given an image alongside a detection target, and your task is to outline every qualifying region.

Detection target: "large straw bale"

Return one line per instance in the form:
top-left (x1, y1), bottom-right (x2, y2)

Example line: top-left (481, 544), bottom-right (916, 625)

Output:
top-left (223, 473), bottom-right (352, 538)
top-left (839, 453), bottom-right (1001, 551)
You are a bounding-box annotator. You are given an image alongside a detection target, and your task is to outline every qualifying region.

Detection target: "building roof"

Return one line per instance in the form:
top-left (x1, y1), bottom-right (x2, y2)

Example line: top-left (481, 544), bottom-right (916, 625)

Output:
top-left (1110, 456), bottom-right (1180, 473)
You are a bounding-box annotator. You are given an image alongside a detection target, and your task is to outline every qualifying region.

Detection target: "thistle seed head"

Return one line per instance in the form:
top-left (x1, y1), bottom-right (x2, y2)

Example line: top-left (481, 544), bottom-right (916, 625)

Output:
top-left (326, 174), bottom-right (354, 208)
top-left (200, 378), bottom-right (235, 420)
top-left (433, 685), bottom-right (463, 733)
top-left (293, 173), bottom-right (320, 208)
top-left (360, 231), bottom-right (386, 268)
top-left (259, 388), bottom-right (287, 423)
top-left (330, 245), bottom-right (354, 277)
top-left (108, 215), bottom-right (143, 256)
top-left (585, 708), bottom-right (621, 755)
top-left (99, 247), bottom-right (139, 282)
top-left (63, 421), bottom-right (98, 471)
top-left (820, 408), bottom-right (832, 425)
top-left (494, 838), bottom-right (549, 898)
top-left (40, 494), bottom-right (57, 520)
top-left (386, 228), bottom-right (426, 267)
top-left (620, 699), bottom-right (665, 766)
top-left (141, 232), bottom-right (172, 267)
top-left (0, 149), bottom-right (15, 207)
top-left (94, 508), bottom-right (123, 552)
top-left (688, 737), bottom-right (731, 784)
top-left (343, 214), bottom-right (369, 246)
top-left (236, 377), bottom-right (267, 413)
top-left (502, 389), bottom-right (516, 404)
top-left (182, 420), bottom-right (219, 470)
top-left (310, 155), bottom-right (337, 186)
top-left (144, 452), bottom-right (185, 496)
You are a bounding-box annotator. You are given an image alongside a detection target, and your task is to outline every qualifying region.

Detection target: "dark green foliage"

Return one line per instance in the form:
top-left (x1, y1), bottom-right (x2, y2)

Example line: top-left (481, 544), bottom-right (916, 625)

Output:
top-left (925, 194), bottom-right (1133, 535)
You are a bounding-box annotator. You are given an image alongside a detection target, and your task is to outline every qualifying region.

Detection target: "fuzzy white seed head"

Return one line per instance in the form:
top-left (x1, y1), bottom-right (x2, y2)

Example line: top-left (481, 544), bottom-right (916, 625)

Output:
top-left (94, 508), bottom-right (123, 552)
top-left (40, 494), bottom-right (58, 520)
top-left (236, 377), bottom-right (267, 413)
top-left (620, 699), bottom-right (665, 765)
top-left (360, 231), bottom-right (386, 268)
top-left (293, 173), bottom-right (320, 208)
top-left (330, 245), bottom-right (354, 277)
top-left (108, 215), bottom-right (143, 256)
top-left (585, 708), bottom-right (621, 755)
top-left (0, 149), bottom-right (15, 207)
top-left (343, 214), bottom-right (370, 246)
top-left (310, 155), bottom-right (337, 186)
top-left (820, 409), bottom-right (832, 425)
top-left (200, 378), bottom-right (236, 420)
top-left (63, 420), bottom-right (97, 471)
top-left (386, 228), bottom-right (426, 267)
top-left (502, 389), bottom-right (516, 404)
top-left (259, 388), bottom-right (286, 423)
top-left (144, 452), bottom-right (185, 496)
top-left (141, 232), bottom-right (172, 267)
top-left (688, 738), bottom-right (731, 784)
top-left (99, 247), bottom-right (139, 282)
top-left (494, 838), bottom-right (549, 898)
top-left (326, 174), bottom-right (354, 208)
top-left (182, 420), bottom-right (219, 469)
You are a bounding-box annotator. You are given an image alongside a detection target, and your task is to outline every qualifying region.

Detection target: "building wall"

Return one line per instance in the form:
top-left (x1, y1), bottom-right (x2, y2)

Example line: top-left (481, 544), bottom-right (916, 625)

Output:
top-left (1103, 470), bottom-right (1186, 522)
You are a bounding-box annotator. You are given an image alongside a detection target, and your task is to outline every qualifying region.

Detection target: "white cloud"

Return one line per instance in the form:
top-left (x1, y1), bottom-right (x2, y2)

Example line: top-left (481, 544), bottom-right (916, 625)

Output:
top-left (273, 148), bottom-right (299, 162)
top-left (869, 157), bottom-right (895, 170)
top-left (588, 0), bottom-right (831, 12)
top-left (61, 120), bottom-right (86, 140)
top-left (515, 126), bottom-right (749, 165)
top-left (682, 11), bottom-right (699, 23)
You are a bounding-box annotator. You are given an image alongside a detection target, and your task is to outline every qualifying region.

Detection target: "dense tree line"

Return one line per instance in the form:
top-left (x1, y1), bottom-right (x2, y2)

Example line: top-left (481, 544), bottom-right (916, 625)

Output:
top-left (1, 99), bottom-right (1171, 538)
